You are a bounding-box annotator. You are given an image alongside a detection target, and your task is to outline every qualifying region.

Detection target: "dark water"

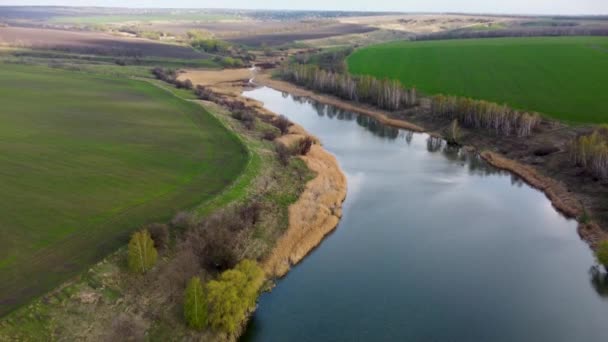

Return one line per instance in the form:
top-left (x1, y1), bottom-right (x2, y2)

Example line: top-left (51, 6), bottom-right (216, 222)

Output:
top-left (241, 87), bottom-right (608, 342)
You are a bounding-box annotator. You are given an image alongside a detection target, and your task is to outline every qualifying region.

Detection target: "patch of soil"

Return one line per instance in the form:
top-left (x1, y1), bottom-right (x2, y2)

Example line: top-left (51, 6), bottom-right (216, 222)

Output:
top-left (0, 26), bottom-right (209, 59)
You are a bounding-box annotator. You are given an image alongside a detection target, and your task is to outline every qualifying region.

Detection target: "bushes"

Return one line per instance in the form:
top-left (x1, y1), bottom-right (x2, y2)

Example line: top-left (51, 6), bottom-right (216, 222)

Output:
top-left (232, 111), bottom-right (256, 130)
top-left (570, 128), bottom-right (608, 180)
top-left (272, 115), bottom-right (292, 135)
top-left (147, 223), bottom-right (169, 251)
top-left (294, 136), bottom-right (314, 156)
top-left (178, 202), bottom-right (261, 272)
top-left (275, 136), bottom-right (315, 166)
top-left (430, 95), bottom-right (540, 137)
top-left (128, 230), bottom-right (158, 274)
top-left (152, 67), bottom-right (193, 90)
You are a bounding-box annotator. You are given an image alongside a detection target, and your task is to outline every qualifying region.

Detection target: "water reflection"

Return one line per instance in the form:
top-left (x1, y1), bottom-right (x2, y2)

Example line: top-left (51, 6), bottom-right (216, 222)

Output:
top-left (590, 266), bottom-right (608, 298)
top-left (242, 87), bottom-right (606, 342)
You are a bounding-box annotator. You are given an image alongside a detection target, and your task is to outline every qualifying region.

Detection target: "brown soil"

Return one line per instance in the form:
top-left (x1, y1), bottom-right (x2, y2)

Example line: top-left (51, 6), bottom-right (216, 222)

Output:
top-left (182, 69), bottom-right (348, 278)
top-left (0, 26), bottom-right (208, 59)
top-left (255, 71), bottom-right (608, 252)
top-left (227, 23), bottom-right (377, 47)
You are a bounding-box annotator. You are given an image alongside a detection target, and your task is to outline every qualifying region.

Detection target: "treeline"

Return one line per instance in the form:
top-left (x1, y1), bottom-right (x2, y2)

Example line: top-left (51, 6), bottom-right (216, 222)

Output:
top-left (430, 95), bottom-right (540, 137)
top-left (414, 27), bottom-right (608, 41)
top-left (278, 64), bottom-right (418, 111)
top-left (570, 127), bottom-right (608, 180)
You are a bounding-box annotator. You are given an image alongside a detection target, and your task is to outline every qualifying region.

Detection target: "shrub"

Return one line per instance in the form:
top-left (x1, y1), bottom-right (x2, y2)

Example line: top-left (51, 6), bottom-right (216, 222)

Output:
top-left (294, 136), bottom-right (314, 155)
top-left (262, 130), bottom-right (278, 141)
top-left (184, 277), bottom-right (207, 330)
top-left (273, 115), bottom-right (292, 135)
top-left (596, 240), bottom-right (608, 271)
top-left (275, 143), bottom-right (291, 166)
top-left (231, 111), bottom-right (256, 130)
top-left (128, 230), bottom-right (158, 274)
top-left (195, 85), bottom-right (215, 101)
top-left (147, 223), bottom-right (169, 251)
top-left (171, 211), bottom-right (194, 232)
top-left (105, 313), bottom-right (145, 341)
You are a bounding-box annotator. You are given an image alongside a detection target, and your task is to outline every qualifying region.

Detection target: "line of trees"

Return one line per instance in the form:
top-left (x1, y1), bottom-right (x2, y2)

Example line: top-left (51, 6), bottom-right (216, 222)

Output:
top-left (570, 127), bottom-right (608, 179)
top-left (430, 95), bottom-right (540, 137)
top-left (278, 64), bottom-right (418, 111)
top-left (414, 27), bottom-right (608, 41)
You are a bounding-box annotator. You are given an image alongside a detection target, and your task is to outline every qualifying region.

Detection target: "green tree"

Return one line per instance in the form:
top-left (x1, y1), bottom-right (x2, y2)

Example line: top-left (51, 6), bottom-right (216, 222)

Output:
top-left (128, 230), bottom-right (157, 273)
top-left (184, 277), bottom-right (207, 330)
top-left (205, 260), bottom-right (265, 333)
top-left (596, 240), bottom-right (608, 270)
top-left (206, 275), bottom-right (244, 334)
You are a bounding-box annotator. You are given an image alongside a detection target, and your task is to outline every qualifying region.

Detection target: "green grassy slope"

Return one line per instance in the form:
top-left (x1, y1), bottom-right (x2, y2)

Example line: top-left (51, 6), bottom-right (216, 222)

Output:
top-left (0, 64), bottom-right (247, 315)
top-left (347, 37), bottom-right (608, 124)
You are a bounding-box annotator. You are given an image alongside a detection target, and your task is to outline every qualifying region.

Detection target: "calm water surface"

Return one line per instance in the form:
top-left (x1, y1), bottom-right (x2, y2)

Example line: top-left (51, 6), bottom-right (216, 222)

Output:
top-left (241, 87), bottom-right (608, 341)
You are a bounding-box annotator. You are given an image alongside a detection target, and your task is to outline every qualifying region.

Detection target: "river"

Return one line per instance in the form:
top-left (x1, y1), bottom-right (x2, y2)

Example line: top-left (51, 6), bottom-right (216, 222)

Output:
top-left (241, 86), bottom-right (608, 341)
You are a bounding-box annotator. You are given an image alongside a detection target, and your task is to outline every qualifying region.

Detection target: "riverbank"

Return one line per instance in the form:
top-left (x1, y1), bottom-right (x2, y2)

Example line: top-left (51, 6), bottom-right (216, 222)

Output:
top-left (253, 71), bottom-right (608, 250)
top-left (178, 69), bottom-right (348, 278)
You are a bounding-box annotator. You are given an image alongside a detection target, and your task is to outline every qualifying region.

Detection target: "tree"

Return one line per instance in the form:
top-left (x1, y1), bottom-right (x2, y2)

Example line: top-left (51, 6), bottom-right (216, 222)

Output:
top-left (596, 240), bottom-right (608, 271)
top-left (206, 272), bottom-right (245, 334)
top-left (205, 260), bottom-right (265, 334)
top-left (184, 277), bottom-right (207, 330)
top-left (128, 230), bottom-right (158, 273)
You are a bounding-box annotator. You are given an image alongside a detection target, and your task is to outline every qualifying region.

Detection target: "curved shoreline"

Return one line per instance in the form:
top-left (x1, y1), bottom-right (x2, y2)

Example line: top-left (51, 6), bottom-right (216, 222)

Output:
top-left (254, 73), bottom-right (608, 250)
top-left (178, 68), bottom-right (349, 278)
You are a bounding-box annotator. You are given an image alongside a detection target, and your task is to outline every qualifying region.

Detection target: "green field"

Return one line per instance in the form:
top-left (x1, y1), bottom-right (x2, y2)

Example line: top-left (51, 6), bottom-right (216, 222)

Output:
top-left (0, 64), bottom-right (247, 315)
top-left (347, 37), bottom-right (608, 124)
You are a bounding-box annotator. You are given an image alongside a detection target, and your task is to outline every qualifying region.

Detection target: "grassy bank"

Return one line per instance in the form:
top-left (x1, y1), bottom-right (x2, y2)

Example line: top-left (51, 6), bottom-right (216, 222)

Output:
top-left (0, 63), bottom-right (247, 315)
top-left (348, 36), bottom-right (608, 124)
top-left (0, 74), bottom-right (316, 339)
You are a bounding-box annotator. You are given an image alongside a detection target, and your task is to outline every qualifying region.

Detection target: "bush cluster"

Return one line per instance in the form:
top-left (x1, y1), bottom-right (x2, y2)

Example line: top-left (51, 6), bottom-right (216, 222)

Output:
top-left (151, 67), bottom-right (193, 90)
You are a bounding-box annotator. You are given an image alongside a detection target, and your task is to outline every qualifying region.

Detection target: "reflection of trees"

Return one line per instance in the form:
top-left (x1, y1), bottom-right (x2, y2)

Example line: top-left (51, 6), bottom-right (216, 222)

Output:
top-left (292, 95), bottom-right (307, 104)
top-left (356, 115), bottom-right (399, 140)
top-left (312, 101), bottom-right (326, 117)
top-left (427, 136), bottom-right (443, 152)
top-left (590, 266), bottom-right (608, 298)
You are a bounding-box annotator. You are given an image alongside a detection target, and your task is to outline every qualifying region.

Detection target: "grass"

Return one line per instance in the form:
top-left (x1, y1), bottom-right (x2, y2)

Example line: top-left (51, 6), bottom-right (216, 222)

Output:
top-left (347, 36), bottom-right (608, 124)
top-left (0, 63), bottom-right (248, 316)
top-left (0, 87), bottom-right (313, 341)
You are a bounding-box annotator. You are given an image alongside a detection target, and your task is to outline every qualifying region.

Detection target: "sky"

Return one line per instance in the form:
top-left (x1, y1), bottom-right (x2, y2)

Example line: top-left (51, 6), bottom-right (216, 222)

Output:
top-left (0, 0), bottom-right (607, 15)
